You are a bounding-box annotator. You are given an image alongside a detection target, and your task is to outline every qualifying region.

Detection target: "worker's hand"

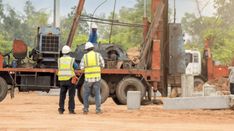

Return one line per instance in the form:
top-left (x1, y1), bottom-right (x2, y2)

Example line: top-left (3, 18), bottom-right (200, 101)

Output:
top-left (71, 76), bottom-right (79, 85)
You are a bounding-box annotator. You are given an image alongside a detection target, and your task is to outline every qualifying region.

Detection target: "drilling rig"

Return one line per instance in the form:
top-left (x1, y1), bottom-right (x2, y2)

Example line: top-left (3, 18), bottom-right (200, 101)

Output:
top-left (0, 0), bottom-right (186, 105)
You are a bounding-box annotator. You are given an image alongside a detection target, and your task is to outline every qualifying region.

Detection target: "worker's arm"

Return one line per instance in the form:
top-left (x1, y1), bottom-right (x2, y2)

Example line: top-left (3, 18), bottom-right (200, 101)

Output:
top-left (80, 57), bottom-right (85, 70)
top-left (73, 61), bottom-right (78, 70)
top-left (99, 53), bottom-right (105, 68)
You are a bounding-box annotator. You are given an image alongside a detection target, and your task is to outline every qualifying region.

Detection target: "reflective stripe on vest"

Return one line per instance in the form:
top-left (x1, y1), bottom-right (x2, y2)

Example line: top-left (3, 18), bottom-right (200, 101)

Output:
top-left (57, 56), bottom-right (75, 81)
top-left (84, 51), bottom-right (101, 79)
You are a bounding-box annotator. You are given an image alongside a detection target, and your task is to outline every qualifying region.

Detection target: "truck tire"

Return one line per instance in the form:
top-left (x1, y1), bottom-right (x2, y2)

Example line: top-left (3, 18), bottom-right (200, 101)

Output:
top-left (77, 79), bottom-right (110, 104)
top-left (194, 76), bottom-right (205, 89)
top-left (112, 96), bottom-right (123, 105)
top-left (77, 87), bottom-right (83, 104)
top-left (0, 77), bottom-right (8, 102)
top-left (116, 77), bottom-right (146, 105)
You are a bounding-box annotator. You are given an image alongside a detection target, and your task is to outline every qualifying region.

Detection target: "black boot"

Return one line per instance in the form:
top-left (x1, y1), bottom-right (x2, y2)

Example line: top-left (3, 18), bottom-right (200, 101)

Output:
top-left (58, 108), bottom-right (64, 114)
top-left (69, 110), bottom-right (76, 114)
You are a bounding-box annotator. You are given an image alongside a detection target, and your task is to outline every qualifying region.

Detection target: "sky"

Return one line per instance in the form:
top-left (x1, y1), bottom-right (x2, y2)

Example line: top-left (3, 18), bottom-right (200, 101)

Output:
top-left (2, 0), bottom-right (137, 16)
top-left (2, 0), bottom-right (216, 23)
top-left (171, 0), bottom-right (215, 22)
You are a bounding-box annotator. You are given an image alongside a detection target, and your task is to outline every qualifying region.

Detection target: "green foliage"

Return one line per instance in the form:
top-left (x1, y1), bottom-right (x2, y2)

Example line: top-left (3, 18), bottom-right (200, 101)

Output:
top-left (71, 34), bottom-right (88, 51)
top-left (0, 33), bottom-right (11, 54)
top-left (98, 38), bottom-right (109, 44)
top-left (0, 0), bottom-right (152, 53)
top-left (214, 0), bottom-right (234, 26)
top-left (60, 6), bottom-right (89, 50)
top-left (0, 0), bottom-right (49, 53)
top-left (23, 0), bottom-right (49, 46)
top-left (100, 0), bottom-right (148, 50)
top-left (57, 0), bottom-right (149, 50)
top-left (0, 0), bottom-right (151, 54)
top-left (60, 0), bottom-right (147, 51)
top-left (181, 0), bottom-right (234, 65)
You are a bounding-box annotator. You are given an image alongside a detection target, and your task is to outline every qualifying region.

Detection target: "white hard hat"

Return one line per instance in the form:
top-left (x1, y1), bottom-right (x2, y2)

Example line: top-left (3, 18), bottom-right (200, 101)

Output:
top-left (85, 42), bottom-right (94, 50)
top-left (91, 23), bottom-right (97, 29)
top-left (62, 45), bottom-right (71, 54)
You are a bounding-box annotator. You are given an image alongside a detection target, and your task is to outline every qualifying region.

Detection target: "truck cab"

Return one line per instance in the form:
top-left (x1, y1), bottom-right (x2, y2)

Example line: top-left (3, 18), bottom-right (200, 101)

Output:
top-left (185, 50), bottom-right (206, 87)
top-left (185, 50), bottom-right (201, 76)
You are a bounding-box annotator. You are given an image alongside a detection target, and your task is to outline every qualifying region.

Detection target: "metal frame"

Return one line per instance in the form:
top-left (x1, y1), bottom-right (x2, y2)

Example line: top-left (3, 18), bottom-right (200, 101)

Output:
top-left (0, 68), bottom-right (160, 86)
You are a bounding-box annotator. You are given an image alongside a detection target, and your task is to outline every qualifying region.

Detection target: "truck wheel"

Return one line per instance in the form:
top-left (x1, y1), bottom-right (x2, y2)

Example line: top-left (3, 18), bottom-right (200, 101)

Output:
top-left (77, 87), bottom-right (83, 104)
top-left (112, 96), bottom-right (123, 105)
top-left (194, 77), bottom-right (205, 90)
top-left (78, 79), bottom-right (110, 104)
top-left (116, 77), bottom-right (146, 105)
top-left (0, 77), bottom-right (8, 102)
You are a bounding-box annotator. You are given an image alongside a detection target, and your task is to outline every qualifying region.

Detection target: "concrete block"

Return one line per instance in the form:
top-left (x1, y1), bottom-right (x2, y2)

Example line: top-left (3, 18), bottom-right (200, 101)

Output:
top-left (192, 92), bottom-right (203, 97)
top-left (203, 84), bottom-right (216, 96)
top-left (38, 89), bottom-right (60, 96)
top-left (229, 95), bottom-right (234, 109)
top-left (215, 91), bottom-right (224, 96)
top-left (162, 96), bottom-right (231, 110)
top-left (167, 84), bottom-right (171, 97)
top-left (181, 74), bottom-right (194, 97)
top-left (127, 91), bottom-right (141, 110)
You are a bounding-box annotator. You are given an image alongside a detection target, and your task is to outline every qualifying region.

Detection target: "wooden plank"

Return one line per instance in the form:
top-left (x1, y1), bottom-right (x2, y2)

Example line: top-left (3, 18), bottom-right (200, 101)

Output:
top-left (66, 0), bottom-right (85, 47)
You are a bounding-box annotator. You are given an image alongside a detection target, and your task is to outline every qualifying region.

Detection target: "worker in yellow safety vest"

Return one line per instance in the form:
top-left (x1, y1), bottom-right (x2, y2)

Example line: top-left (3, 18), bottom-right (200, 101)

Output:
top-left (80, 42), bottom-right (105, 114)
top-left (57, 45), bottom-right (78, 114)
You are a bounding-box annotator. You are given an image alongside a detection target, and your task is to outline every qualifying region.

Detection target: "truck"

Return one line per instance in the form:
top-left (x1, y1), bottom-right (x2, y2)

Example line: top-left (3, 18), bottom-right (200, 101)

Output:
top-left (185, 39), bottom-right (230, 88)
top-left (0, 0), bottom-right (185, 104)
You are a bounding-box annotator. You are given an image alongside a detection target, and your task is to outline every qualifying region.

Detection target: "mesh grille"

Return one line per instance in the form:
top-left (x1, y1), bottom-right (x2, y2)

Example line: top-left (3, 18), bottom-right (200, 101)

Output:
top-left (41, 35), bottom-right (59, 52)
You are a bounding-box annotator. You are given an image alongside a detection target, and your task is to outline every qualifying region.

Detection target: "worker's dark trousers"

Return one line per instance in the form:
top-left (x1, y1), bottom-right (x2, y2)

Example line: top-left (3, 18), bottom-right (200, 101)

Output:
top-left (58, 80), bottom-right (76, 112)
top-left (230, 83), bottom-right (234, 94)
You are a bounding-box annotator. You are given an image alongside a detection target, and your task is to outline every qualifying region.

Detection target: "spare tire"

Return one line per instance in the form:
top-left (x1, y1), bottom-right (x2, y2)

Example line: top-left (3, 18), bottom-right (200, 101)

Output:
top-left (77, 79), bottom-right (110, 104)
top-left (0, 77), bottom-right (8, 102)
top-left (116, 77), bottom-right (146, 105)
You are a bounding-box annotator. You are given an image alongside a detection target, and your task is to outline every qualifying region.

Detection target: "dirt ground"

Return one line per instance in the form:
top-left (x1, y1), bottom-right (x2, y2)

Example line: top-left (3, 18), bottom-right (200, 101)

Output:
top-left (1, 92), bottom-right (234, 131)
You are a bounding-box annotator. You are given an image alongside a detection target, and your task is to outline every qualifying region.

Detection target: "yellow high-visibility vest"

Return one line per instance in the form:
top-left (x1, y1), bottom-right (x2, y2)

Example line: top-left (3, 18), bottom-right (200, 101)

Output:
top-left (57, 56), bottom-right (75, 81)
top-left (84, 51), bottom-right (101, 79)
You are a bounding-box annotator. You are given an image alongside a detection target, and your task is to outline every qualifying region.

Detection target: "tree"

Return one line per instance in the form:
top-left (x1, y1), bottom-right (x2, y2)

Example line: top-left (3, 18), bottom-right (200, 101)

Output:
top-left (23, 0), bottom-right (49, 46)
top-left (214, 0), bottom-right (234, 26)
top-left (0, 33), bottom-right (11, 54)
top-left (181, 0), bottom-right (234, 64)
top-left (24, 0), bottom-right (35, 18)
top-left (100, 0), bottom-right (149, 50)
top-left (0, 0), bottom-right (51, 57)
top-left (0, 1), bottom-right (10, 55)
top-left (60, 6), bottom-right (89, 49)
top-left (0, 0), bottom-right (4, 19)
top-left (2, 6), bottom-right (22, 40)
